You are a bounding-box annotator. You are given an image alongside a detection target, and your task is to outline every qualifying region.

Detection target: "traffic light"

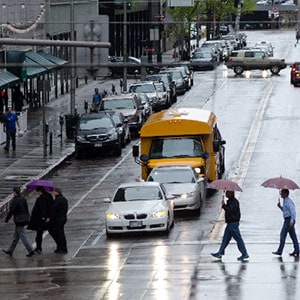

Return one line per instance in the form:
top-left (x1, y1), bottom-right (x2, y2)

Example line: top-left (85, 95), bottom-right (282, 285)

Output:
top-left (127, 0), bottom-right (132, 10)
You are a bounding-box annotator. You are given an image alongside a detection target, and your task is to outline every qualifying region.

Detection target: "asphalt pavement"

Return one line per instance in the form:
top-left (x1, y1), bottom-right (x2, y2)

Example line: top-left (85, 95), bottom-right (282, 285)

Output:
top-left (0, 46), bottom-right (183, 213)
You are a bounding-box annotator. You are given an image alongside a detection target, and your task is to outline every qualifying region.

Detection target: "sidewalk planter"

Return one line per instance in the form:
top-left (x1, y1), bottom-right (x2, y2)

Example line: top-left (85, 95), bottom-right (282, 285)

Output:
top-left (65, 114), bottom-right (80, 139)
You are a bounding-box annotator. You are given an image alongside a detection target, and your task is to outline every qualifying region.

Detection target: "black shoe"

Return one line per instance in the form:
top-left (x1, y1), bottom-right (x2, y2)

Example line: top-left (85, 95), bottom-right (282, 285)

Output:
top-left (2, 249), bottom-right (13, 257)
top-left (34, 248), bottom-right (42, 254)
top-left (3, 147), bottom-right (8, 152)
top-left (272, 251), bottom-right (282, 256)
top-left (26, 251), bottom-right (35, 257)
top-left (55, 250), bottom-right (68, 254)
top-left (289, 252), bottom-right (299, 257)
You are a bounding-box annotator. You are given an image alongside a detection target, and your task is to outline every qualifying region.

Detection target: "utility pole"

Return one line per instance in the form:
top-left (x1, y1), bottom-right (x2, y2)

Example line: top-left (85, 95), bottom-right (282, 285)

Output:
top-left (235, 0), bottom-right (242, 32)
top-left (123, 0), bottom-right (128, 92)
top-left (70, 0), bottom-right (76, 115)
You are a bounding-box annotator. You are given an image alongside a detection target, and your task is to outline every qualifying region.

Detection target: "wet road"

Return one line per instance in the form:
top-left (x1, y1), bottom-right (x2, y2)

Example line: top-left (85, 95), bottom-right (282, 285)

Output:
top-left (1, 30), bottom-right (300, 300)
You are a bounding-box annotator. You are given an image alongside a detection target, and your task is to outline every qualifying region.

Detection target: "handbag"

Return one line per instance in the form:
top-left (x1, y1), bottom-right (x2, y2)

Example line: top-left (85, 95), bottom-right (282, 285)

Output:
top-left (15, 213), bottom-right (30, 224)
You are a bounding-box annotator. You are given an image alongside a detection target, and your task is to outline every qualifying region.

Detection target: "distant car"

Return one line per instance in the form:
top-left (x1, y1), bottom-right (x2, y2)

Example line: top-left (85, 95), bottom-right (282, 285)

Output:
top-left (108, 56), bottom-right (141, 75)
top-left (255, 41), bottom-right (274, 56)
top-left (99, 94), bottom-right (144, 137)
top-left (153, 81), bottom-right (171, 110)
top-left (147, 165), bottom-right (205, 215)
top-left (160, 68), bottom-right (186, 95)
top-left (135, 93), bottom-right (153, 121)
top-left (221, 34), bottom-right (239, 50)
top-left (190, 50), bottom-right (218, 70)
top-left (104, 181), bottom-right (174, 237)
top-left (145, 73), bottom-right (177, 104)
top-left (168, 64), bottom-right (193, 88)
top-left (106, 110), bottom-right (131, 147)
top-left (75, 112), bottom-right (122, 158)
top-left (290, 62), bottom-right (300, 86)
top-left (128, 81), bottom-right (160, 113)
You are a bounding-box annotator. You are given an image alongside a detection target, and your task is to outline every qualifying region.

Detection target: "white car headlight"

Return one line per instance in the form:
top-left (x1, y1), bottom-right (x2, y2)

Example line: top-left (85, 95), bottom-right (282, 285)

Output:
top-left (76, 136), bottom-right (85, 142)
top-left (180, 192), bottom-right (196, 199)
top-left (107, 213), bottom-right (120, 220)
top-left (151, 210), bottom-right (166, 218)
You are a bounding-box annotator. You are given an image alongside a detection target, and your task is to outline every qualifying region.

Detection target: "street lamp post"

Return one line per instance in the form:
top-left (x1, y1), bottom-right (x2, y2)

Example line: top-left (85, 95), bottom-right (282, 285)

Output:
top-left (70, 0), bottom-right (76, 115)
top-left (123, 0), bottom-right (128, 92)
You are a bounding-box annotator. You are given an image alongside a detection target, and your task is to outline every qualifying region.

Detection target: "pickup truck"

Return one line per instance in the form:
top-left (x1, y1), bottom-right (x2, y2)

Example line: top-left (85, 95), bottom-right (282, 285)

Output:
top-left (225, 49), bottom-right (287, 75)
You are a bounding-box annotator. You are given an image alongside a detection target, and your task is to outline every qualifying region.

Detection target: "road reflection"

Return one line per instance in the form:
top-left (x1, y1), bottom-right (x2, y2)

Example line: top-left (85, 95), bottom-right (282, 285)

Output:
top-left (278, 257), bottom-right (299, 300)
top-left (219, 262), bottom-right (247, 299)
top-left (107, 243), bottom-right (121, 300)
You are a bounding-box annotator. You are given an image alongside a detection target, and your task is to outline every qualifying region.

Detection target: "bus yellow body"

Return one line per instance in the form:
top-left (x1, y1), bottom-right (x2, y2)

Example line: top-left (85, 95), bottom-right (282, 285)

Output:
top-left (135, 108), bottom-right (226, 182)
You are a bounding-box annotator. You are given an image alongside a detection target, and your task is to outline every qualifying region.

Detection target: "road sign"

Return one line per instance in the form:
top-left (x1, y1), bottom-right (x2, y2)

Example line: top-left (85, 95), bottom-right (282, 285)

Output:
top-left (273, 7), bottom-right (278, 13)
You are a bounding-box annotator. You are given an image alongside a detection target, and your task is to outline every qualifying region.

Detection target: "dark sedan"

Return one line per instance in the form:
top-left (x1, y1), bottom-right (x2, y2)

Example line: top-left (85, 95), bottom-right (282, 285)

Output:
top-left (190, 51), bottom-right (218, 70)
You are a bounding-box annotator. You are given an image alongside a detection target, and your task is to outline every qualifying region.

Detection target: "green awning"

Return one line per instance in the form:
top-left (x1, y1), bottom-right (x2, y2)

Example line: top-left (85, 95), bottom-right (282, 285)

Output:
top-left (25, 51), bottom-right (56, 71)
top-left (25, 56), bottom-right (48, 79)
top-left (38, 51), bottom-right (68, 67)
top-left (0, 70), bottom-right (20, 89)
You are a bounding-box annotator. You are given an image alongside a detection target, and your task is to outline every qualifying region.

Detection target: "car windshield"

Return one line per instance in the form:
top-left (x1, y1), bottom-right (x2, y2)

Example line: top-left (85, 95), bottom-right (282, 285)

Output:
top-left (101, 98), bottom-right (136, 110)
top-left (79, 116), bottom-right (114, 130)
top-left (193, 52), bottom-right (209, 59)
top-left (113, 186), bottom-right (163, 202)
top-left (148, 169), bottom-right (195, 183)
top-left (169, 70), bottom-right (182, 80)
top-left (149, 137), bottom-right (204, 159)
top-left (129, 84), bottom-right (155, 93)
top-left (154, 82), bottom-right (165, 92)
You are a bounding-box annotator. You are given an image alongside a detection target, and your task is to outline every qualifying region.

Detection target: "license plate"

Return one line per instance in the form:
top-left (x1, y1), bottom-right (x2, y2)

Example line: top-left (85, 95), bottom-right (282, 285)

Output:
top-left (94, 143), bottom-right (102, 148)
top-left (129, 221), bottom-right (142, 228)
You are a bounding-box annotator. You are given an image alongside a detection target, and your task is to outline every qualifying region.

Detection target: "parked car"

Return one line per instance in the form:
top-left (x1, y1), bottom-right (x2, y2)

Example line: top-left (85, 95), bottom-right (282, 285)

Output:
top-left (290, 62), bottom-right (300, 86)
top-left (225, 49), bottom-right (287, 75)
top-left (190, 50), bottom-right (218, 70)
top-left (221, 34), bottom-right (239, 50)
top-left (145, 73), bottom-right (177, 104)
top-left (160, 68), bottom-right (187, 95)
top-left (147, 165), bottom-right (205, 215)
top-left (106, 110), bottom-right (131, 148)
top-left (153, 81), bottom-right (171, 110)
top-left (135, 93), bottom-right (153, 121)
top-left (99, 94), bottom-right (144, 137)
top-left (104, 181), bottom-right (174, 237)
top-left (108, 56), bottom-right (141, 75)
top-left (128, 81), bottom-right (160, 113)
top-left (75, 112), bottom-right (122, 158)
top-left (168, 64), bottom-right (194, 88)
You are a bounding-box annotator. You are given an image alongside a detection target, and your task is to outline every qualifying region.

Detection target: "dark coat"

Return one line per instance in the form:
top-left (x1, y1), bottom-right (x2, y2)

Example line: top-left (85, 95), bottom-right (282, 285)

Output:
top-left (50, 194), bottom-right (68, 223)
top-left (5, 195), bottom-right (30, 226)
top-left (27, 191), bottom-right (54, 231)
top-left (222, 196), bottom-right (241, 223)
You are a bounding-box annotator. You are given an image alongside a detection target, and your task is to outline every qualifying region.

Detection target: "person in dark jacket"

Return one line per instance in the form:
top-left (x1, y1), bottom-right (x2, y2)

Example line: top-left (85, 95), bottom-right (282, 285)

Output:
top-left (3, 186), bottom-right (35, 257)
top-left (211, 190), bottom-right (249, 261)
top-left (47, 187), bottom-right (68, 254)
top-left (27, 186), bottom-right (54, 253)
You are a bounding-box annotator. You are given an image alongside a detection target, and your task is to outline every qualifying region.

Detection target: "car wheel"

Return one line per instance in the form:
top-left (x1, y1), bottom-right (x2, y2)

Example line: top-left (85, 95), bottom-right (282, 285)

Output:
top-left (270, 66), bottom-right (280, 74)
top-left (164, 213), bottom-right (171, 235)
top-left (126, 132), bottom-right (131, 144)
top-left (233, 66), bottom-right (244, 75)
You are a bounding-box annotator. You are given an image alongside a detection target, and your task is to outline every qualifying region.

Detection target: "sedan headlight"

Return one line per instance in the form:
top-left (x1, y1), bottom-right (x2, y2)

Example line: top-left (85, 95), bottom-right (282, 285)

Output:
top-left (107, 213), bottom-right (120, 220)
top-left (180, 192), bottom-right (196, 199)
top-left (151, 210), bottom-right (166, 218)
top-left (76, 135), bottom-right (86, 142)
top-left (108, 129), bottom-right (118, 140)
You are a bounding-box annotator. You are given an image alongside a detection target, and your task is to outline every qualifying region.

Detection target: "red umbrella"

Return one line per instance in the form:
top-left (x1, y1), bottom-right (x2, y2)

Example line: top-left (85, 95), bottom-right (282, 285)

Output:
top-left (207, 179), bottom-right (243, 192)
top-left (261, 176), bottom-right (300, 190)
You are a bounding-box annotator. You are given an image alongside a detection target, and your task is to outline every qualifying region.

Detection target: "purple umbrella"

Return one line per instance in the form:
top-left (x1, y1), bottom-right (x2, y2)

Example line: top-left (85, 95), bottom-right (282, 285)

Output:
top-left (27, 179), bottom-right (55, 192)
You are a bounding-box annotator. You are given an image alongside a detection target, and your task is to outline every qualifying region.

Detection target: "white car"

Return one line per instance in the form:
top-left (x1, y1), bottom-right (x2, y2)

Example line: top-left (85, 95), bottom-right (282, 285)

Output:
top-left (104, 182), bottom-right (174, 237)
top-left (147, 165), bottom-right (205, 215)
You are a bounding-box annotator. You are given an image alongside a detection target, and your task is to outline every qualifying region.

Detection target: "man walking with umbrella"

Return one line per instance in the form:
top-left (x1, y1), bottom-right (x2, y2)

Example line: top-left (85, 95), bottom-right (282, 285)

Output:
top-left (272, 189), bottom-right (299, 257)
top-left (211, 190), bottom-right (249, 261)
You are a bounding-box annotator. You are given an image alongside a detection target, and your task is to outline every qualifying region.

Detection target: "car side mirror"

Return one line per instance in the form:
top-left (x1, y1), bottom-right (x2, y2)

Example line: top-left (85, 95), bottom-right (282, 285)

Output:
top-left (140, 154), bottom-right (149, 162)
top-left (201, 151), bottom-right (209, 160)
top-left (132, 145), bottom-right (139, 157)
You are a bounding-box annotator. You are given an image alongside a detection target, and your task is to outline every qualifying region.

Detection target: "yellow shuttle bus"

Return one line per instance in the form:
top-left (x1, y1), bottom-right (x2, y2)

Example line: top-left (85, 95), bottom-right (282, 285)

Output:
top-left (133, 108), bottom-right (226, 184)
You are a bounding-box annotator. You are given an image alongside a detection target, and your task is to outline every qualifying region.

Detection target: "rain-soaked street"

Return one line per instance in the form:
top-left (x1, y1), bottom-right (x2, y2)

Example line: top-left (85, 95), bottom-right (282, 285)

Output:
top-left (1, 30), bottom-right (300, 300)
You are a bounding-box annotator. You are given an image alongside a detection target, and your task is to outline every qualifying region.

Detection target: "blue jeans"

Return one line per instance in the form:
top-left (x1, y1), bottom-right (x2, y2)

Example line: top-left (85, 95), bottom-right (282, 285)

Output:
top-left (8, 225), bottom-right (34, 254)
top-left (277, 217), bottom-right (300, 254)
top-left (219, 222), bottom-right (248, 256)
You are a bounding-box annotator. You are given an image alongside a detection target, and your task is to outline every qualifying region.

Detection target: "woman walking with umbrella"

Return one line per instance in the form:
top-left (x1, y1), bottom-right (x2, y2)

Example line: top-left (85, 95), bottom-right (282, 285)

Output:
top-left (208, 179), bottom-right (249, 261)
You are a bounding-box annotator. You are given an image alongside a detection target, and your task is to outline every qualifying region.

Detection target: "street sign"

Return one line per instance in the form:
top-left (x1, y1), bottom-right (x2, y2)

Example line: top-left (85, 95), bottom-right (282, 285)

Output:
top-left (273, 7), bottom-right (278, 13)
